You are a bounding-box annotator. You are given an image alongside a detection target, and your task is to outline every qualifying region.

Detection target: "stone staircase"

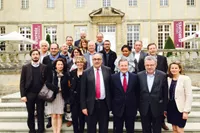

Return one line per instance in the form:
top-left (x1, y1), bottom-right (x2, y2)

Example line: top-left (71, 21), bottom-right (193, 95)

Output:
top-left (0, 87), bottom-right (200, 133)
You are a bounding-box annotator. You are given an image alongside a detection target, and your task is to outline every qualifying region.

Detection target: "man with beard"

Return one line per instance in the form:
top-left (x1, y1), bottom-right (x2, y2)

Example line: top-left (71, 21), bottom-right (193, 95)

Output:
top-left (74, 31), bottom-right (87, 47)
top-left (20, 49), bottom-right (47, 133)
top-left (66, 36), bottom-right (76, 53)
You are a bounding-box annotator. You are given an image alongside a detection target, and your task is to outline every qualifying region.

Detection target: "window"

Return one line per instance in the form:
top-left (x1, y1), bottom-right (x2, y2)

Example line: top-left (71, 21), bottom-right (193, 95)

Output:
top-left (21, 0), bottom-right (29, 9)
top-left (74, 26), bottom-right (87, 41)
top-left (187, 0), bottom-right (195, 6)
top-left (160, 0), bottom-right (168, 6)
top-left (19, 27), bottom-right (32, 51)
top-left (47, 0), bottom-right (55, 8)
top-left (103, 0), bottom-right (111, 7)
top-left (158, 24), bottom-right (170, 49)
top-left (129, 0), bottom-right (137, 6)
top-left (185, 24), bottom-right (198, 49)
top-left (45, 27), bottom-right (57, 43)
top-left (0, 0), bottom-right (3, 9)
top-left (77, 0), bottom-right (85, 7)
top-left (0, 26), bottom-right (5, 51)
top-left (127, 25), bottom-right (140, 47)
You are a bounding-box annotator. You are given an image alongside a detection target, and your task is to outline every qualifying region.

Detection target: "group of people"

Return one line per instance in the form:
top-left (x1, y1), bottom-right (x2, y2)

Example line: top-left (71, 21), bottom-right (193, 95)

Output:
top-left (20, 32), bottom-right (193, 133)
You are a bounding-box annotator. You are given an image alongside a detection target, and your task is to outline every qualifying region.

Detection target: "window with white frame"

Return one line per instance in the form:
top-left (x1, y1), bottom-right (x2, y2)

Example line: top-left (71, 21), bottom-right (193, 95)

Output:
top-left (160, 0), bottom-right (168, 6)
top-left (187, 0), bottom-right (195, 6)
top-left (158, 24), bottom-right (170, 49)
top-left (77, 0), bottom-right (85, 7)
top-left (185, 24), bottom-right (198, 49)
top-left (129, 0), bottom-right (137, 6)
top-left (0, 0), bottom-right (3, 9)
top-left (103, 0), bottom-right (111, 7)
top-left (21, 0), bottom-right (29, 9)
top-left (0, 26), bottom-right (5, 51)
top-left (127, 25), bottom-right (140, 47)
top-left (19, 27), bottom-right (32, 51)
top-left (74, 26), bottom-right (87, 41)
top-left (47, 0), bottom-right (55, 8)
top-left (45, 27), bottom-right (57, 43)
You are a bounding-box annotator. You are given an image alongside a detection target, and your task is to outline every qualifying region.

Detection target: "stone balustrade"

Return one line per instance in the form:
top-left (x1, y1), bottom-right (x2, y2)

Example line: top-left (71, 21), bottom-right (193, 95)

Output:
top-left (0, 49), bottom-right (200, 71)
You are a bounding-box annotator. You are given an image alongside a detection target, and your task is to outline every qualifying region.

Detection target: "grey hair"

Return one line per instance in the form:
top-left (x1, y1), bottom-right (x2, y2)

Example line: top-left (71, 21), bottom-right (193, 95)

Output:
top-left (144, 56), bottom-right (157, 63)
top-left (39, 40), bottom-right (49, 48)
top-left (118, 58), bottom-right (129, 66)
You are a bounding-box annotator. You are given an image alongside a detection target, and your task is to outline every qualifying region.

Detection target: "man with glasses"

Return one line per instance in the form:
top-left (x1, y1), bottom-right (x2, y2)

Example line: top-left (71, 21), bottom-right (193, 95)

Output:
top-left (80, 53), bottom-right (111, 133)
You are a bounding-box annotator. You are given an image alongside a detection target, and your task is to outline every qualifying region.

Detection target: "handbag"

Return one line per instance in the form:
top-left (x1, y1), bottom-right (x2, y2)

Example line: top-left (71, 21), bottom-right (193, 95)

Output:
top-left (38, 71), bottom-right (55, 102)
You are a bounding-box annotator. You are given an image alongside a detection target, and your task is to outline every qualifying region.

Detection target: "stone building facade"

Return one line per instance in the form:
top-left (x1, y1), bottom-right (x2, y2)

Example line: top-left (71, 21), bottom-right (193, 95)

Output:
top-left (0, 0), bottom-right (200, 54)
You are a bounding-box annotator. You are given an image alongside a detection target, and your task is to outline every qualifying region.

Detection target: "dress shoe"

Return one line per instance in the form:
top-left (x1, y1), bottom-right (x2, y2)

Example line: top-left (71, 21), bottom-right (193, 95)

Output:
top-left (162, 123), bottom-right (169, 130)
top-left (46, 122), bottom-right (52, 128)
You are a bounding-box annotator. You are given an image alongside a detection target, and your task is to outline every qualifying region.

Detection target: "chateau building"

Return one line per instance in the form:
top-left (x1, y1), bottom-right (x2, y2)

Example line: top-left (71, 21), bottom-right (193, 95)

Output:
top-left (0, 0), bottom-right (199, 53)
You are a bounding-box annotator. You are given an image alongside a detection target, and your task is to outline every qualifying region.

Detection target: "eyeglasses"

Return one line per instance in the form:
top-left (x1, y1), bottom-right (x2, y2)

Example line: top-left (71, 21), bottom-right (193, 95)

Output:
top-left (92, 58), bottom-right (102, 61)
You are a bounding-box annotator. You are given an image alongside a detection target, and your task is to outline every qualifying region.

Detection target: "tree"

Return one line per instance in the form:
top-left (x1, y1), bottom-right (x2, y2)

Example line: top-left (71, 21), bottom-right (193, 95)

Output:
top-left (46, 34), bottom-right (51, 47)
top-left (164, 36), bottom-right (175, 57)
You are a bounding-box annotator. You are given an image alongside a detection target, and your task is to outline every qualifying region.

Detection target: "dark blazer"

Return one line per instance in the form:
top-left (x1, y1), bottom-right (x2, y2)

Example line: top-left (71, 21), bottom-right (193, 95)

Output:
top-left (138, 54), bottom-right (168, 73)
top-left (69, 69), bottom-right (82, 105)
top-left (137, 70), bottom-right (168, 117)
top-left (74, 39), bottom-right (81, 47)
top-left (20, 63), bottom-right (47, 97)
top-left (111, 72), bottom-right (139, 117)
top-left (99, 49), bottom-right (117, 74)
top-left (80, 65), bottom-right (111, 115)
top-left (46, 70), bottom-right (70, 102)
top-left (133, 51), bottom-right (147, 72)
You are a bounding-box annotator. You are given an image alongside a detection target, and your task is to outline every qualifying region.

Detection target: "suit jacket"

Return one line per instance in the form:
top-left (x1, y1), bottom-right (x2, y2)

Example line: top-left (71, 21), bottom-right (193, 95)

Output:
top-left (20, 63), bottom-right (47, 97)
top-left (99, 49), bottom-right (117, 74)
top-left (45, 70), bottom-right (70, 102)
top-left (168, 75), bottom-right (193, 113)
top-left (133, 51), bottom-right (147, 73)
top-left (80, 65), bottom-right (111, 115)
top-left (74, 39), bottom-right (81, 47)
top-left (138, 54), bottom-right (168, 73)
top-left (137, 70), bottom-right (168, 117)
top-left (111, 72), bottom-right (139, 117)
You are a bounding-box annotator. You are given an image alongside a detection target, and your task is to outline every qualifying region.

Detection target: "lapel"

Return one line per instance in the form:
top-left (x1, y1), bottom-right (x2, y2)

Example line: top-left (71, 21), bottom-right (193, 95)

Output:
top-left (27, 63), bottom-right (33, 81)
top-left (89, 67), bottom-right (95, 89)
top-left (126, 72), bottom-right (132, 93)
top-left (117, 73), bottom-right (124, 93)
top-left (101, 66), bottom-right (107, 89)
top-left (150, 70), bottom-right (159, 93)
top-left (143, 71), bottom-right (150, 93)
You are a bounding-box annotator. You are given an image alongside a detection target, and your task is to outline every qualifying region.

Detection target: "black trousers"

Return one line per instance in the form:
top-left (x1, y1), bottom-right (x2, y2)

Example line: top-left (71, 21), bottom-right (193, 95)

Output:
top-left (71, 103), bottom-right (85, 133)
top-left (114, 111), bottom-right (136, 133)
top-left (140, 107), bottom-right (162, 133)
top-left (26, 92), bottom-right (45, 133)
top-left (87, 100), bottom-right (109, 133)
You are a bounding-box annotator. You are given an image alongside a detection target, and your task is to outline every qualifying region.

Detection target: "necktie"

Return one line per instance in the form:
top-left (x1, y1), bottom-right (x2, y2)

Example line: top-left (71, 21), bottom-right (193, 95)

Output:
top-left (123, 73), bottom-right (127, 92)
top-left (96, 69), bottom-right (101, 99)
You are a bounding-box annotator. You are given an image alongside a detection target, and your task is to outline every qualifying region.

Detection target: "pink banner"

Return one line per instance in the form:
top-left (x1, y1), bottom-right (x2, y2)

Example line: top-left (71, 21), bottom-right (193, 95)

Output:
top-left (32, 24), bottom-right (42, 49)
top-left (174, 21), bottom-right (184, 48)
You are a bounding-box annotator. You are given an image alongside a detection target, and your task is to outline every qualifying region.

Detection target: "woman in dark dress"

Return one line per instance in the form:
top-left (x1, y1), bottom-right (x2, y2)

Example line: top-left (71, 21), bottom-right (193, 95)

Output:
top-left (167, 62), bottom-right (193, 133)
top-left (70, 56), bottom-right (86, 133)
top-left (45, 58), bottom-right (70, 133)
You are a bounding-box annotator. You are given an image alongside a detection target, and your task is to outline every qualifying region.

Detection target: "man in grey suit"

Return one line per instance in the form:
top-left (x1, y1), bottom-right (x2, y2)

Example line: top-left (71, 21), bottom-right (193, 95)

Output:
top-left (132, 41), bottom-right (147, 73)
top-left (80, 53), bottom-right (111, 133)
top-left (137, 56), bottom-right (168, 133)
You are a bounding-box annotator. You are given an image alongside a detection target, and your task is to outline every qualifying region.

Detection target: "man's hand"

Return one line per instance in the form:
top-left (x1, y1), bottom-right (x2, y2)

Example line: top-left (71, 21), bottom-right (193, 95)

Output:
top-left (82, 109), bottom-right (88, 116)
top-left (21, 97), bottom-right (27, 102)
top-left (164, 111), bottom-right (167, 117)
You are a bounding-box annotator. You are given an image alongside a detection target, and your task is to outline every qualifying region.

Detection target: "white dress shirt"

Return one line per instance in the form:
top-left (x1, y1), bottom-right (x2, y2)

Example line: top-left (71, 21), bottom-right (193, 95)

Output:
top-left (94, 67), bottom-right (105, 99)
top-left (135, 51), bottom-right (141, 63)
top-left (147, 72), bottom-right (155, 92)
top-left (120, 72), bottom-right (129, 85)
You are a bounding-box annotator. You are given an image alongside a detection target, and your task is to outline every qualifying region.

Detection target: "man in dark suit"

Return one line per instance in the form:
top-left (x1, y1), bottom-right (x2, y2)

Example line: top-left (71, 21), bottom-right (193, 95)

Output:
top-left (95, 32), bottom-right (104, 52)
top-left (132, 41), bottom-right (147, 73)
top-left (20, 49), bottom-right (47, 133)
top-left (74, 31), bottom-right (87, 47)
top-left (99, 40), bottom-right (117, 74)
top-left (138, 56), bottom-right (168, 133)
top-left (111, 58), bottom-right (139, 133)
top-left (66, 36), bottom-right (77, 53)
top-left (80, 53), bottom-right (111, 133)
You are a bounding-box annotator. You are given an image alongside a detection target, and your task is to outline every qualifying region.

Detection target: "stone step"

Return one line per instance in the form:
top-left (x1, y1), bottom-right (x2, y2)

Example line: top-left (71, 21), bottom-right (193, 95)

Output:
top-left (192, 102), bottom-right (200, 111)
top-left (0, 122), bottom-right (200, 133)
top-left (1, 87), bottom-right (200, 103)
top-left (0, 111), bottom-right (199, 123)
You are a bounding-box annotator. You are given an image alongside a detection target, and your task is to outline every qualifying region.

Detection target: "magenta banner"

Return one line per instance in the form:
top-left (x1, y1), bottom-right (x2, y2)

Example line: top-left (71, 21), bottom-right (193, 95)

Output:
top-left (174, 21), bottom-right (184, 48)
top-left (32, 24), bottom-right (42, 49)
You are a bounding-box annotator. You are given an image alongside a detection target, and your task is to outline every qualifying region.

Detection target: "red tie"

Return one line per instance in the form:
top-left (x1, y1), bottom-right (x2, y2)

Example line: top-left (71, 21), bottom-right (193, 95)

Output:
top-left (123, 73), bottom-right (127, 92)
top-left (96, 69), bottom-right (101, 99)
